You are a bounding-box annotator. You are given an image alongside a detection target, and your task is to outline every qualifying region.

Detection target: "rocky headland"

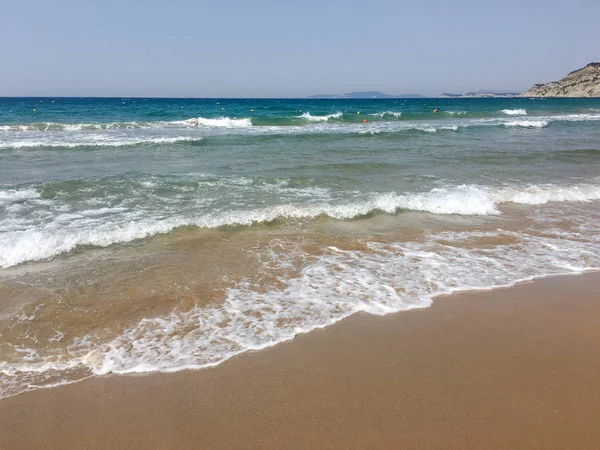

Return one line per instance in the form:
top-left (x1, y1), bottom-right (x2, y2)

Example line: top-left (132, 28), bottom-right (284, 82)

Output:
top-left (522, 61), bottom-right (600, 97)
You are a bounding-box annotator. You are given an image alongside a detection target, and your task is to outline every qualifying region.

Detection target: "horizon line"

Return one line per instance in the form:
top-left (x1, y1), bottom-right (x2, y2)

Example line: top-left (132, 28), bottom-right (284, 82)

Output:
top-left (0, 95), bottom-right (525, 100)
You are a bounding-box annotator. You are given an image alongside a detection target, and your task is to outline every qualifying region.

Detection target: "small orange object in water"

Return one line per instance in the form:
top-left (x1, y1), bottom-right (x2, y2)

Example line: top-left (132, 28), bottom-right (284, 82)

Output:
top-left (363, 119), bottom-right (367, 123)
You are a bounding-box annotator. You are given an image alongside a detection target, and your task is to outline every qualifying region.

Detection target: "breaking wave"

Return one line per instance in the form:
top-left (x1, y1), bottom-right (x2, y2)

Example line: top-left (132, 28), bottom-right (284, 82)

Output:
top-left (501, 109), bottom-right (527, 115)
top-left (171, 116), bottom-right (252, 127)
top-left (2, 182), bottom-right (600, 268)
top-left (296, 112), bottom-right (343, 122)
top-left (368, 111), bottom-right (402, 118)
top-left (0, 136), bottom-right (203, 149)
top-left (2, 223), bottom-right (599, 398)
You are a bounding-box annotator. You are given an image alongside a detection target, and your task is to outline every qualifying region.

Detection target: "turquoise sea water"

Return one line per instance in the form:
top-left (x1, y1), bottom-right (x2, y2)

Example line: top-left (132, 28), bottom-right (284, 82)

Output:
top-left (1, 97), bottom-right (600, 397)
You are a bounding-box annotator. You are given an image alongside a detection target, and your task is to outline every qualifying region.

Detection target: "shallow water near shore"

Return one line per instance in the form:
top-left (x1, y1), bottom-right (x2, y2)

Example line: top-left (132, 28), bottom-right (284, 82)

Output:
top-left (1, 97), bottom-right (600, 398)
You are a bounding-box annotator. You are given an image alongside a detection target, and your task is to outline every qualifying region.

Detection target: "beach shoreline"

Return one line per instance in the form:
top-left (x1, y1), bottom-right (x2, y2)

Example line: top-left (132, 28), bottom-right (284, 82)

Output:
top-left (1, 272), bottom-right (600, 449)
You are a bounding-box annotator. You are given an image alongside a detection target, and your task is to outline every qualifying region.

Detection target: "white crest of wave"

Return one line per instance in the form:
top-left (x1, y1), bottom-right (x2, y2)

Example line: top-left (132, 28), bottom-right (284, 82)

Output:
top-left (0, 136), bottom-right (202, 149)
top-left (501, 109), bottom-right (527, 115)
top-left (173, 116), bottom-right (252, 127)
top-left (369, 111), bottom-right (402, 118)
top-left (415, 125), bottom-right (438, 133)
top-left (297, 112), bottom-right (343, 122)
top-left (0, 122), bottom-right (151, 132)
top-left (503, 119), bottom-right (547, 128)
top-left (3, 182), bottom-right (600, 269)
top-left (494, 184), bottom-right (600, 205)
top-left (0, 125), bottom-right (37, 132)
top-left (0, 188), bottom-right (40, 205)
top-left (562, 113), bottom-right (600, 122)
top-left (0, 185), bottom-right (498, 268)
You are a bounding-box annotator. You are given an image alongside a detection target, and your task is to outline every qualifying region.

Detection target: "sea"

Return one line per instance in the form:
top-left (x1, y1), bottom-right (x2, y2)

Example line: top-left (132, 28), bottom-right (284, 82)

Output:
top-left (1, 96), bottom-right (600, 398)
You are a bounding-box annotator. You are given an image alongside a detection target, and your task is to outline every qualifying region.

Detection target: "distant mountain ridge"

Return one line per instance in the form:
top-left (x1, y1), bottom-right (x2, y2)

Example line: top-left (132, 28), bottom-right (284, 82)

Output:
top-left (522, 61), bottom-right (600, 97)
top-left (439, 90), bottom-right (520, 98)
top-left (308, 91), bottom-right (425, 99)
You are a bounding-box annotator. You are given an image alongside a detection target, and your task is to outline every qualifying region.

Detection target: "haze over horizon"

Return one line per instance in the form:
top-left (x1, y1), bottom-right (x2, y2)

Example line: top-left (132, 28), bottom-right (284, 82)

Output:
top-left (2, 0), bottom-right (598, 98)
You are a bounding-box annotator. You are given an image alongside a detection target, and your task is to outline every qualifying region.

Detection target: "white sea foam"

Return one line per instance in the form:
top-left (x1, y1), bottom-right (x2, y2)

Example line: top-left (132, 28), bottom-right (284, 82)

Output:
top-left (173, 116), bottom-right (252, 127)
top-left (3, 224), bottom-right (598, 398)
top-left (0, 117), bottom-right (252, 133)
top-left (0, 188), bottom-right (40, 205)
top-left (369, 111), bottom-right (402, 118)
top-left (0, 188), bottom-right (494, 268)
top-left (562, 113), bottom-right (600, 121)
top-left (0, 122), bottom-right (150, 132)
top-left (501, 109), bottom-right (527, 115)
top-left (102, 236), bottom-right (596, 374)
top-left (503, 119), bottom-right (547, 128)
top-left (3, 113), bottom-right (600, 151)
top-left (414, 126), bottom-right (438, 133)
top-left (297, 112), bottom-right (343, 122)
top-left (0, 136), bottom-right (202, 149)
top-left (2, 182), bottom-right (600, 269)
top-left (494, 184), bottom-right (600, 205)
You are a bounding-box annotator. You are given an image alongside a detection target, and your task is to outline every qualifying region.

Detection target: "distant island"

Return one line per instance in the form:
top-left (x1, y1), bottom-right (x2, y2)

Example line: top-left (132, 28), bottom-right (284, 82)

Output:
top-left (308, 90), bottom-right (521, 99)
top-left (439, 90), bottom-right (520, 98)
top-left (308, 91), bottom-right (425, 99)
top-left (307, 61), bottom-right (600, 99)
top-left (522, 60), bottom-right (600, 97)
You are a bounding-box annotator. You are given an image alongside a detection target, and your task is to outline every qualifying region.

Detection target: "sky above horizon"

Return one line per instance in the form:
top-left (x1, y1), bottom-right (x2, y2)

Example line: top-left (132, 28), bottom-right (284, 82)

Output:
top-left (2, 0), bottom-right (599, 97)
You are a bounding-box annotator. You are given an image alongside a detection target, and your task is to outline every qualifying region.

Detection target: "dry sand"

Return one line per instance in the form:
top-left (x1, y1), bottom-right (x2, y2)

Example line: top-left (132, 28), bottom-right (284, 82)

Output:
top-left (1, 273), bottom-right (600, 449)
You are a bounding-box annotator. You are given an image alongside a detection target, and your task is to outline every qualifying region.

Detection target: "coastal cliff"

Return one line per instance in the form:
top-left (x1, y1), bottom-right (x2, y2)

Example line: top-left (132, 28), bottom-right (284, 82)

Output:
top-left (522, 61), bottom-right (600, 97)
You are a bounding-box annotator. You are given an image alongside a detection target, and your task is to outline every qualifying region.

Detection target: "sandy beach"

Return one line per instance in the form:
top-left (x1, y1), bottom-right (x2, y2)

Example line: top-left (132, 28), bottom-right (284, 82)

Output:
top-left (0, 273), bottom-right (599, 449)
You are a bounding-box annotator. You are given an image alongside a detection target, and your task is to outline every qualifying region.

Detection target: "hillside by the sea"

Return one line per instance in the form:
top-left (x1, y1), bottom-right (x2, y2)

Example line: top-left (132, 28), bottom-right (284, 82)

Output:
top-left (523, 61), bottom-right (600, 97)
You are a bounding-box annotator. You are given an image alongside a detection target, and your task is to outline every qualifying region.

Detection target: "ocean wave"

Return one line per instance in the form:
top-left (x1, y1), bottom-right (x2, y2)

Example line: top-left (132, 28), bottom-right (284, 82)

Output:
top-left (501, 109), bottom-right (527, 115)
top-left (0, 136), bottom-right (203, 149)
top-left (0, 122), bottom-right (150, 132)
top-left (0, 116), bottom-right (252, 132)
top-left (91, 231), bottom-right (600, 377)
top-left (171, 116), bottom-right (252, 127)
top-left (2, 113), bottom-right (600, 142)
top-left (3, 224), bottom-right (598, 398)
top-left (561, 113), bottom-right (600, 121)
top-left (464, 113), bottom-right (599, 130)
top-left (4, 114), bottom-right (600, 150)
top-left (296, 112), bottom-right (343, 122)
top-left (2, 182), bottom-right (600, 268)
top-left (354, 120), bottom-right (548, 133)
top-left (368, 111), bottom-right (402, 118)
top-left (494, 184), bottom-right (600, 205)
top-left (0, 188), bottom-right (41, 206)
top-left (502, 119), bottom-right (547, 128)
top-left (0, 186), bottom-right (496, 268)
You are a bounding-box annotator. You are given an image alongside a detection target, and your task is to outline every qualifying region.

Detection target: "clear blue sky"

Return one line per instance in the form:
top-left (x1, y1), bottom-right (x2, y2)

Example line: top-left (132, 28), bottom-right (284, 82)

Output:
top-left (2, 0), bottom-right (598, 97)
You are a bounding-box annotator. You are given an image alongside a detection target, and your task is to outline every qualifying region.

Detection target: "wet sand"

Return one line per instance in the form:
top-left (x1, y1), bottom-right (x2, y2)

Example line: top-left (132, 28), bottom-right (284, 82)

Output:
top-left (1, 273), bottom-right (600, 450)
